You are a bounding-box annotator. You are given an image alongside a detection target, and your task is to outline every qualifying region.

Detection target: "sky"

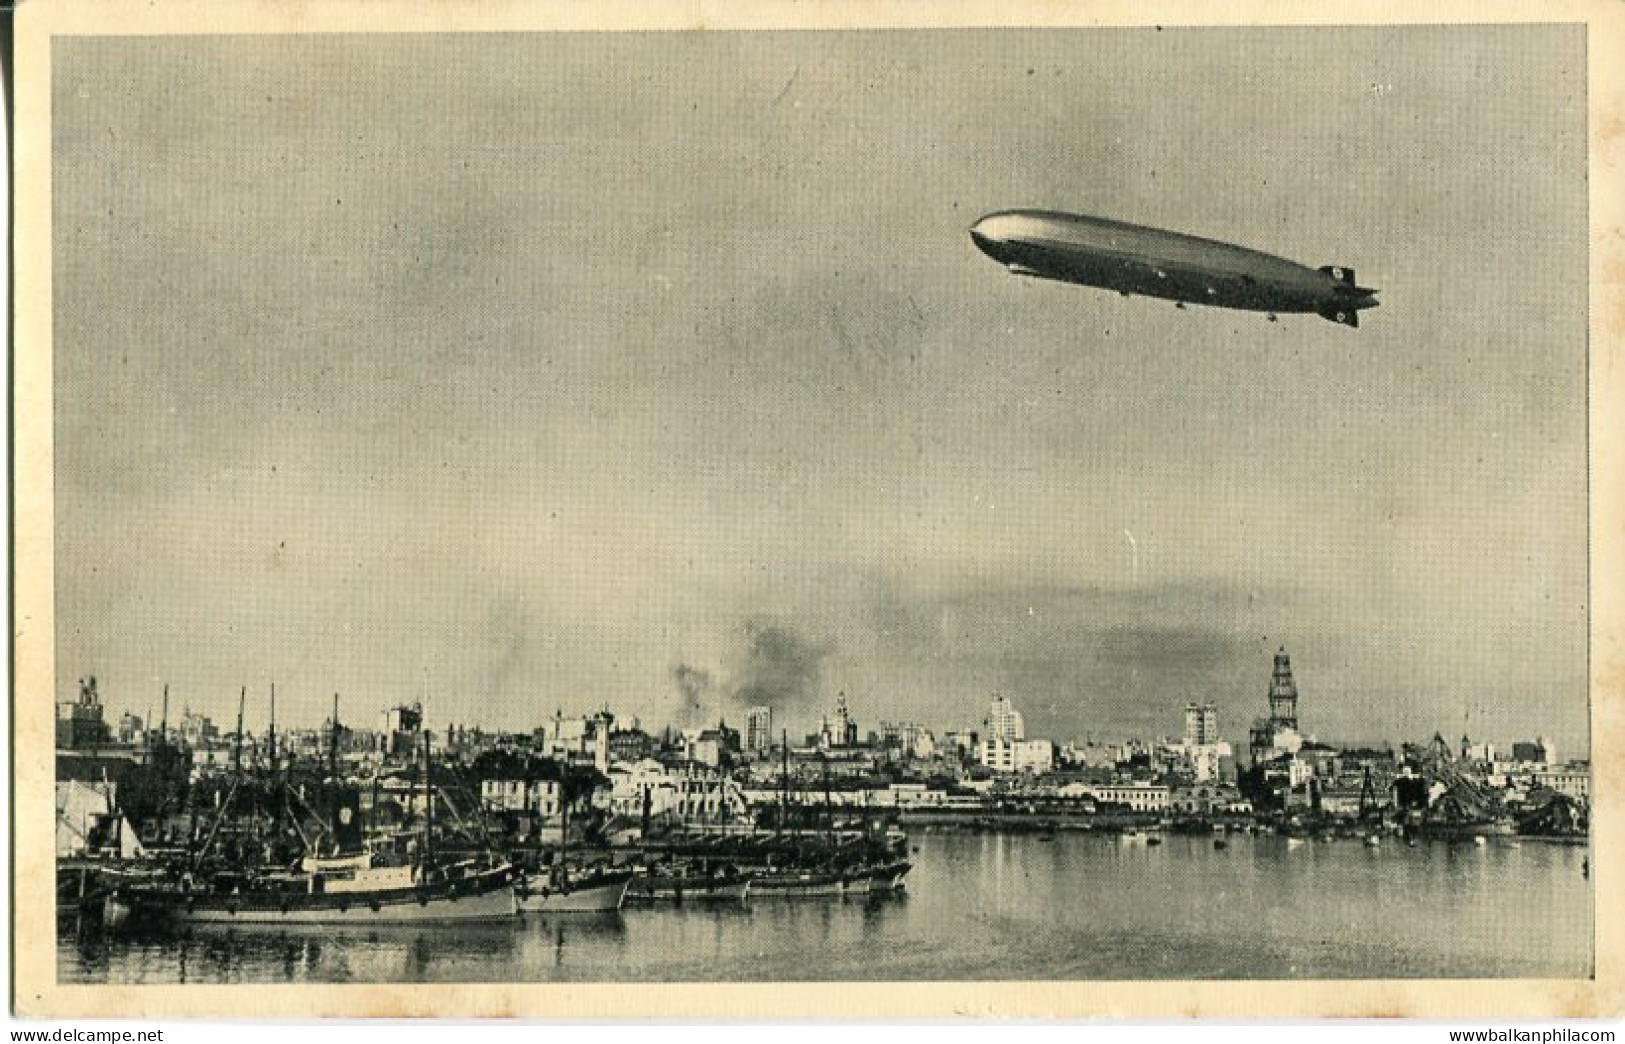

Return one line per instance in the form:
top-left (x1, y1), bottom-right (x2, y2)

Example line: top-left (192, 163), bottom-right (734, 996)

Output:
top-left (52, 27), bottom-right (1589, 754)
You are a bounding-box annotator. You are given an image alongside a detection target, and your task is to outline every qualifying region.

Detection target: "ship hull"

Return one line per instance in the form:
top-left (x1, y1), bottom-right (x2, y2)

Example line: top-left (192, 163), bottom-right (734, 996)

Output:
top-left (105, 868), bottom-right (518, 927)
top-left (748, 873), bottom-right (847, 898)
top-left (513, 873), bottom-right (631, 914)
top-left (751, 858), bottom-right (912, 898)
top-left (627, 877), bottom-right (750, 903)
top-left (1423, 821), bottom-right (1518, 840)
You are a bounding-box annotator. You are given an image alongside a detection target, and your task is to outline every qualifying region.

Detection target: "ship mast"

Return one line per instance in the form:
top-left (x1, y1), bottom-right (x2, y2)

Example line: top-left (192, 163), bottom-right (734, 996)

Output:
top-left (780, 729), bottom-right (789, 836)
top-left (423, 727), bottom-right (435, 868)
top-left (232, 686), bottom-right (246, 777)
top-left (328, 692), bottom-right (341, 780)
top-left (822, 748), bottom-right (833, 841)
top-left (267, 682), bottom-right (277, 778)
top-left (195, 687), bottom-right (249, 870)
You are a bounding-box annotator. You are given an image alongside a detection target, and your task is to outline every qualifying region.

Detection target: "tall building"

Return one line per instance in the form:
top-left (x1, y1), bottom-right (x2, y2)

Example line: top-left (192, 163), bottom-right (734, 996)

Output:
top-left (880, 721), bottom-right (932, 759)
top-left (987, 695), bottom-right (1026, 742)
top-left (745, 706), bottom-right (773, 754)
top-left (383, 702), bottom-right (423, 759)
top-left (57, 676), bottom-right (112, 749)
top-left (821, 693), bottom-right (859, 749)
top-left (1267, 647), bottom-right (1299, 729)
top-left (1184, 702), bottom-right (1218, 747)
top-left (1511, 737), bottom-right (1557, 765)
top-left (1250, 647), bottom-right (1305, 766)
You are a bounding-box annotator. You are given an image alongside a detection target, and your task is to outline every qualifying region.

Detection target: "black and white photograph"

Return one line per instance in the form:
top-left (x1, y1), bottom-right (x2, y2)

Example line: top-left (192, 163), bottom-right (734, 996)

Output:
top-left (10, 0), bottom-right (1622, 1021)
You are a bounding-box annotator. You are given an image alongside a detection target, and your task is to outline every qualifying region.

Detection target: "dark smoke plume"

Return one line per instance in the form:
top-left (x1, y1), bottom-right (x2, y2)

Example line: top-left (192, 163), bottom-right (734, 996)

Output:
top-left (730, 619), bottom-right (828, 712)
top-left (672, 663), bottom-right (712, 726)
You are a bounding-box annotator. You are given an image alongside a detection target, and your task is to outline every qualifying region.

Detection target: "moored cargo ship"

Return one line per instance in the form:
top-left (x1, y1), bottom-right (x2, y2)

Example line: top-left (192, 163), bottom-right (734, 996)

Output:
top-left (103, 859), bottom-right (519, 927)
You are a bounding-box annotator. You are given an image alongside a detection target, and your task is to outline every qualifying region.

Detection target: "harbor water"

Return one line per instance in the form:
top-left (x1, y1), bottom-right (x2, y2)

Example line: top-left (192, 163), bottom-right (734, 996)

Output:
top-left (59, 832), bottom-right (1592, 983)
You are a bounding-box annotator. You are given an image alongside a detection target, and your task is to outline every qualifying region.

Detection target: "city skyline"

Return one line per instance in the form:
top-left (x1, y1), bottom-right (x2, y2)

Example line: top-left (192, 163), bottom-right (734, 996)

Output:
top-left (54, 28), bottom-right (1588, 757)
top-left (84, 659), bottom-right (1578, 759)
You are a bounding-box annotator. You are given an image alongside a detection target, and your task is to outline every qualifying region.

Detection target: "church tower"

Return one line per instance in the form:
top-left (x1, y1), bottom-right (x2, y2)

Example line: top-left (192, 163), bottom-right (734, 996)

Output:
top-left (1267, 647), bottom-right (1299, 730)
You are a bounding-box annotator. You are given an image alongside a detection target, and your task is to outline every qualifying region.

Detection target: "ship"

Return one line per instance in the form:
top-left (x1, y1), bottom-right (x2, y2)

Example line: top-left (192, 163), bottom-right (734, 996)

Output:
top-left (105, 693), bottom-right (521, 928)
top-left (626, 862), bottom-right (751, 903)
top-left (103, 856), bottom-right (518, 927)
top-left (749, 856), bottom-right (911, 898)
top-left (513, 862), bottom-right (634, 914)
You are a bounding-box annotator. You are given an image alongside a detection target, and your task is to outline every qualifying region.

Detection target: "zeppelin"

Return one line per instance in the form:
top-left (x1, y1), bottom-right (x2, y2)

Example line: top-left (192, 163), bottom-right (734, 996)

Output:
top-left (970, 210), bottom-right (1378, 327)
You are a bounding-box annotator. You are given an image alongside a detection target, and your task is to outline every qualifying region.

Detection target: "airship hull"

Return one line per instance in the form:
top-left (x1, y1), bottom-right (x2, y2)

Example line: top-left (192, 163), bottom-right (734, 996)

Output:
top-left (970, 210), bottom-right (1377, 326)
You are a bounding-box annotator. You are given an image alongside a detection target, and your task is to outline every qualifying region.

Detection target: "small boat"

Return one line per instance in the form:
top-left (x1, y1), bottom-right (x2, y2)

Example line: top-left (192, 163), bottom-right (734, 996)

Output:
top-left (1213, 838), bottom-right (1228, 850)
top-left (748, 859), bottom-right (906, 899)
top-left (1286, 838), bottom-right (1307, 850)
top-left (1146, 836), bottom-right (1163, 847)
top-left (1364, 835), bottom-right (1381, 847)
top-left (1473, 836), bottom-right (1488, 847)
top-left (748, 868), bottom-right (847, 898)
top-left (514, 865), bottom-right (634, 915)
top-left (627, 867), bottom-right (750, 903)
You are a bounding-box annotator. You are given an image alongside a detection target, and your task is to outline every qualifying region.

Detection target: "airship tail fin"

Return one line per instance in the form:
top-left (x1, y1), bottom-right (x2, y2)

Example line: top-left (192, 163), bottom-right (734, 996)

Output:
top-left (1319, 265), bottom-right (1358, 286)
top-left (1317, 305), bottom-right (1360, 328)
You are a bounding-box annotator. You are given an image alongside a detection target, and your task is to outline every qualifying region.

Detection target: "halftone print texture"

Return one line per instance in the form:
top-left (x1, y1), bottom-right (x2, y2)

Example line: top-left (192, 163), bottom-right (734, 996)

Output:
top-left (49, 25), bottom-right (1591, 984)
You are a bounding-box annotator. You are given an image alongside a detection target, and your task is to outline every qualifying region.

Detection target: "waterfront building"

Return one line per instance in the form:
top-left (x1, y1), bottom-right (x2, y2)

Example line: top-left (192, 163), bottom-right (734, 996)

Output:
top-left (878, 781), bottom-right (958, 807)
top-left (1527, 763), bottom-right (1590, 801)
top-left (609, 758), bottom-right (675, 821)
top-left (480, 777), bottom-right (562, 818)
top-left (1170, 783), bottom-right (1245, 817)
top-left (667, 760), bottom-right (748, 823)
top-left (745, 705), bottom-right (773, 754)
top-left (1087, 781), bottom-right (1171, 813)
top-left (56, 779), bottom-right (143, 860)
top-left (1315, 781), bottom-right (1368, 818)
top-left (979, 736), bottom-right (1054, 774)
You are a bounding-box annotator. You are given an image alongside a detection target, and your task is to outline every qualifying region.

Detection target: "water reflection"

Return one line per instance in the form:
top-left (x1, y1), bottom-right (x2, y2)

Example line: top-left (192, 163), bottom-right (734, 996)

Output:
top-left (59, 835), bottom-right (1590, 983)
